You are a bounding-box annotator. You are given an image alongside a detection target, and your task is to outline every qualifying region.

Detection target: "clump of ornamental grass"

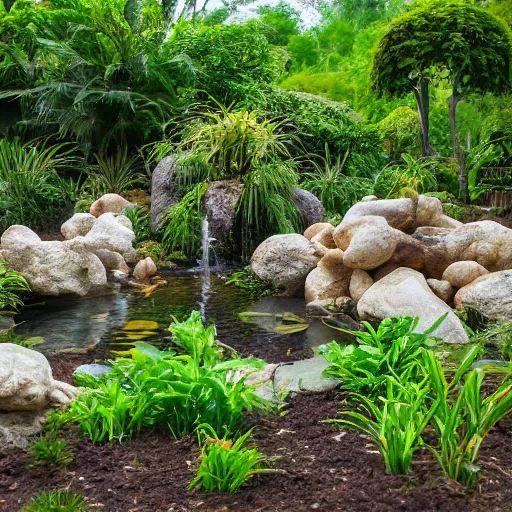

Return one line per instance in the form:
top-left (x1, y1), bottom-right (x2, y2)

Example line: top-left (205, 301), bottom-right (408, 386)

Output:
top-left (189, 424), bottom-right (275, 494)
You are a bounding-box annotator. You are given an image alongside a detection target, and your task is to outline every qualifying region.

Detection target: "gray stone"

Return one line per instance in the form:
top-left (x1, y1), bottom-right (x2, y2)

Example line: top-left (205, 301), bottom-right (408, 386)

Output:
top-left (94, 249), bottom-right (129, 273)
top-left (251, 234), bottom-right (320, 296)
top-left (454, 270), bottom-right (512, 322)
top-left (73, 364), bottom-right (112, 379)
top-left (0, 410), bottom-right (46, 452)
top-left (273, 356), bottom-right (340, 393)
top-left (0, 344), bottom-right (79, 412)
top-left (151, 155), bottom-right (180, 232)
top-left (292, 187), bottom-right (325, 230)
top-left (204, 179), bottom-right (243, 241)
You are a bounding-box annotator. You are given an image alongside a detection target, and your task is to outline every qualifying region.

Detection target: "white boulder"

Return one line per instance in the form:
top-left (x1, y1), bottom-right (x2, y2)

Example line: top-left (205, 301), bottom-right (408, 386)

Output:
top-left (357, 268), bottom-right (469, 344)
top-left (0, 344), bottom-right (79, 412)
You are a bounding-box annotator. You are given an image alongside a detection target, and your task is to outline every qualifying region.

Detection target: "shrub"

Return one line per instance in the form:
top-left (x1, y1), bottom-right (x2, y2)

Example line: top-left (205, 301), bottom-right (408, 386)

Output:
top-left (125, 205), bottom-right (151, 245)
top-left (374, 154), bottom-right (438, 198)
top-left (20, 490), bottom-right (89, 512)
top-left (0, 137), bottom-right (77, 230)
top-left (189, 424), bottom-right (274, 494)
top-left (376, 106), bottom-right (420, 160)
top-left (136, 240), bottom-right (164, 264)
top-left (30, 437), bottom-right (73, 469)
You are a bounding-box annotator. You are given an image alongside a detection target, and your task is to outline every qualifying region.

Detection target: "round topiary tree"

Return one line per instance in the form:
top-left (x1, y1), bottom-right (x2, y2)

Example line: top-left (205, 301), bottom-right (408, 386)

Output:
top-left (372, 0), bottom-right (512, 201)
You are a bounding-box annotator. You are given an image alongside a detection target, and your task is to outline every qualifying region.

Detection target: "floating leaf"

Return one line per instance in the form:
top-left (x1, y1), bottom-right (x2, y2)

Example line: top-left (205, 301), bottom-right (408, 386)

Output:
top-left (122, 320), bottom-right (159, 331)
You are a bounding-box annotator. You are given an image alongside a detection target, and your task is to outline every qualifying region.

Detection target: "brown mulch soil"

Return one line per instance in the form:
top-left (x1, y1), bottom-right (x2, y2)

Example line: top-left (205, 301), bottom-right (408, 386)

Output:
top-left (1, 356), bottom-right (512, 512)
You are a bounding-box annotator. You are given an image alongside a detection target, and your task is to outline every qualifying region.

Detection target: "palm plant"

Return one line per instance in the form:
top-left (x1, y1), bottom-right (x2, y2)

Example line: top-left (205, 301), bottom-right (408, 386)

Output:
top-left (0, 0), bottom-right (198, 154)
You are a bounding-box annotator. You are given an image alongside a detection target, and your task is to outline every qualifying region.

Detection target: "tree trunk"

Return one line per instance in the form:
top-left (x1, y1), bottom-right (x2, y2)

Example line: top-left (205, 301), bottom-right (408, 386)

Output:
top-left (449, 86), bottom-right (469, 204)
top-left (413, 77), bottom-right (438, 157)
top-left (3, 0), bottom-right (15, 11)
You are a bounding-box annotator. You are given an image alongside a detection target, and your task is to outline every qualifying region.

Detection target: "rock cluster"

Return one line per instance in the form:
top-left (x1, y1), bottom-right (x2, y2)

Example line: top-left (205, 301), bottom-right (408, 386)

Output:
top-left (251, 195), bottom-right (512, 343)
top-left (0, 194), bottom-right (153, 297)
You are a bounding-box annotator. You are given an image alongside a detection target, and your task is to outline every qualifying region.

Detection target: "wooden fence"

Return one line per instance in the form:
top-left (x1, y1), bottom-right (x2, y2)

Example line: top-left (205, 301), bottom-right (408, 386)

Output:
top-left (476, 167), bottom-right (512, 209)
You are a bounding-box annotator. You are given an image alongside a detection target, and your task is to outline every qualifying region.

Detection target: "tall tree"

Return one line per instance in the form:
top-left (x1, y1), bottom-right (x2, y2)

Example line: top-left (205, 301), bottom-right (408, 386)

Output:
top-left (372, 0), bottom-right (512, 201)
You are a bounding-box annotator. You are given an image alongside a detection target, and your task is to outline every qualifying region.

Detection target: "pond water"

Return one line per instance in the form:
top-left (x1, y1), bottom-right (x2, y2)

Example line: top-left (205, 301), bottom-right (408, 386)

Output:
top-left (17, 271), bottom-right (348, 361)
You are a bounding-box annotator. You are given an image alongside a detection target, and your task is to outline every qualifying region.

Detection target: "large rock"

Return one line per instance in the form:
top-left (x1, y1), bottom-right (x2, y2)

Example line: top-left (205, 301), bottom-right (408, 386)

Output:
top-left (334, 216), bottom-right (401, 270)
top-left (454, 270), bottom-right (512, 322)
top-left (0, 411), bottom-right (46, 452)
top-left (84, 213), bottom-right (138, 264)
top-left (151, 155), bottom-right (180, 232)
top-left (442, 261), bottom-right (490, 289)
top-left (305, 249), bottom-right (353, 303)
top-left (61, 213), bottom-right (96, 239)
top-left (251, 234), bottom-right (320, 296)
top-left (292, 188), bottom-right (325, 230)
top-left (1, 226), bottom-right (110, 296)
top-left (90, 193), bottom-right (133, 218)
top-left (357, 268), bottom-right (469, 344)
top-left (0, 344), bottom-right (79, 412)
top-left (204, 179), bottom-right (243, 241)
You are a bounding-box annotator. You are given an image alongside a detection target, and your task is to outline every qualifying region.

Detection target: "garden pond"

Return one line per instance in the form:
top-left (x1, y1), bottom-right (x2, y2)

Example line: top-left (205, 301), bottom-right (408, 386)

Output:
top-left (17, 270), bottom-right (348, 361)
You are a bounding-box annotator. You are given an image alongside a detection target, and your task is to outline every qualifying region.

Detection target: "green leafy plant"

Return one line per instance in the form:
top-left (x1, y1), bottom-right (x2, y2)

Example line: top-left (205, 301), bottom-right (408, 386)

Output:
top-left (236, 160), bottom-right (300, 255)
top-left (179, 106), bottom-right (296, 176)
top-left (225, 269), bottom-right (277, 297)
top-left (82, 148), bottom-right (144, 197)
top-left (63, 313), bottom-right (273, 443)
top-left (374, 154), bottom-right (438, 198)
top-left (0, 327), bottom-right (44, 348)
top-left (0, 137), bottom-right (77, 230)
top-left (318, 316), bottom-right (442, 398)
top-left (0, 257), bottom-right (30, 311)
top-left (423, 347), bottom-right (512, 488)
top-left (302, 144), bottom-right (374, 216)
top-left (161, 182), bottom-right (207, 259)
top-left (189, 424), bottom-right (274, 494)
top-left (30, 437), bottom-right (73, 469)
top-left (328, 373), bottom-right (436, 474)
top-left (136, 240), bottom-right (164, 264)
top-left (20, 490), bottom-right (89, 512)
top-left (125, 204), bottom-right (151, 245)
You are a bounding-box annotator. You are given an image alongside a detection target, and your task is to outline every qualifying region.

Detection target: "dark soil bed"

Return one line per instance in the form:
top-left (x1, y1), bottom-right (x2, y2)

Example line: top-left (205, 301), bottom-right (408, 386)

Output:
top-left (2, 359), bottom-right (512, 512)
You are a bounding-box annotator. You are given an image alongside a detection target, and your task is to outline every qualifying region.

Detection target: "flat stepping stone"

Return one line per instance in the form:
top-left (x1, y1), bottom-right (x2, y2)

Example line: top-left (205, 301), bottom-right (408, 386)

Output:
top-left (273, 356), bottom-right (340, 393)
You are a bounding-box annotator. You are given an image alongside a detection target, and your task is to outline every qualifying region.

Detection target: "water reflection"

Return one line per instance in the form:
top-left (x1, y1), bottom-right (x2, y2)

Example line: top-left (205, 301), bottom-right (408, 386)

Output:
top-left (18, 275), bottom-right (347, 356)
